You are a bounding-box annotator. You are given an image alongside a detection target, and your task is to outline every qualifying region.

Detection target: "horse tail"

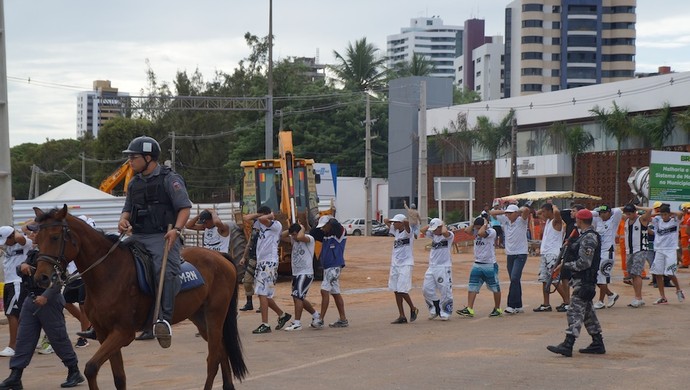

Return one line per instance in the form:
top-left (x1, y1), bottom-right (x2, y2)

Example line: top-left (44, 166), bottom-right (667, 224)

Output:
top-left (223, 264), bottom-right (248, 381)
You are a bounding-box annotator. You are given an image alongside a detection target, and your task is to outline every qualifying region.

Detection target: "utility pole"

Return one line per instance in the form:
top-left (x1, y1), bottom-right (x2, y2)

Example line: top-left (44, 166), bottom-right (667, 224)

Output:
top-left (171, 131), bottom-right (176, 170)
top-left (510, 117), bottom-right (518, 194)
top-left (265, 0), bottom-right (274, 159)
top-left (0, 0), bottom-right (12, 225)
top-left (80, 152), bottom-right (85, 182)
top-left (418, 81), bottom-right (428, 224)
top-left (364, 93), bottom-right (372, 236)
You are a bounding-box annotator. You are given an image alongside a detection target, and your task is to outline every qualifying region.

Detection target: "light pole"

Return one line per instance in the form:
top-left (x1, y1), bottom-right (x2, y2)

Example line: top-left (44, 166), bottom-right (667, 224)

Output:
top-left (53, 169), bottom-right (74, 181)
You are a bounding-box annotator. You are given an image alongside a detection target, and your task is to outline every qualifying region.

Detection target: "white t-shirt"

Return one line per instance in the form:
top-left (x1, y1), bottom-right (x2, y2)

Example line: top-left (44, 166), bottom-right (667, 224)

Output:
top-left (390, 226), bottom-right (414, 267)
top-left (497, 214), bottom-right (528, 255)
top-left (3, 238), bottom-right (33, 284)
top-left (474, 228), bottom-right (497, 264)
top-left (290, 235), bottom-right (315, 276)
top-left (540, 219), bottom-right (565, 256)
top-left (429, 231), bottom-right (454, 267)
top-left (651, 215), bottom-right (680, 250)
top-left (256, 220), bottom-right (282, 264)
top-left (593, 208), bottom-right (623, 252)
top-left (203, 226), bottom-right (230, 253)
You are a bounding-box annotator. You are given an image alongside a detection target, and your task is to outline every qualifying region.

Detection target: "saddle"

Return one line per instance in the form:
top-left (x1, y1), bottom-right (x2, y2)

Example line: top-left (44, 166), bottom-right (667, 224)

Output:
top-left (125, 240), bottom-right (205, 296)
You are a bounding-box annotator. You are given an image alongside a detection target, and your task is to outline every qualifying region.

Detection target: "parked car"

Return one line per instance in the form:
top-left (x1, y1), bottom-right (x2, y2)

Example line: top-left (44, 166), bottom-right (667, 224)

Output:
top-left (447, 221), bottom-right (470, 231)
top-left (372, 223), bottom-right (393, 236)
top-left (342, 218), bottom-right (383, 236)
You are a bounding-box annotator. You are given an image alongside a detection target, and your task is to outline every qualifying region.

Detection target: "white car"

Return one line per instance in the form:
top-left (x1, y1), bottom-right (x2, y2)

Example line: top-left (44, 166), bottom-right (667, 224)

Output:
top-left (341, 218), bottom-right (383, 236)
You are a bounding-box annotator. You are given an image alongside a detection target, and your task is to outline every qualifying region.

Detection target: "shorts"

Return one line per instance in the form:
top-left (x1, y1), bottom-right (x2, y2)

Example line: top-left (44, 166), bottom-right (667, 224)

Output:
top-left (597, 249), bottom-right (614, 284)
top-left (254, 261), bottom-right (278, 298)
top-left (468, 263), bottom-right (500, 293)
top-left (63, 279), bottom-right (86, 304)
top-left (320, 267), bottom-right (342, 294)
top-left (538, 253), bottom-right (560, 282)
top-left (291, 274), bottom-right (314, 300)
top-left (388, 265), bottom-right (413, 293)
top-left (650, 249), bottom-right (678, 276)
top-left (3, 282), bottom-right (26, 317)
top-left (626, 250), bottom-right (655, 277)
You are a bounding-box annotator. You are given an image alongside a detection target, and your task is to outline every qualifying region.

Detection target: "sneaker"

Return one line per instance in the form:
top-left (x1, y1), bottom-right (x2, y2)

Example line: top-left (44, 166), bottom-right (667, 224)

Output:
top-left (533, 304), bottom-right (552, 312)
top-left (252, 323), bottom-right (272, 334)
top-left (428, 308), bottom-right (438, 320)
top-left (37, 344), bottom-right (54, 355)
top-left (391, 317), bottom-right (408, 324)
top-left (628, 299), bottom-right (645, 308)
top-left (456, 307), bottom-right (474, 317)
top-left (153, 320), bottom-right (173, 349)
top-left (75, 338), bottom-right (89, 348)
top-left (555, 303), bottom-right (569, 312)
top-left (489, 308), bottom-right (503, 317)
top-left (36, 334), bottom-right (48, 349)
top-left (0, 347), bottom-right (15, 357)
top-left (329, 319), bottom-right (349, 328)
top-left (310, 319), bottom-right (324, 329)
top-left (606, 292), bottom-right (620, 308)
top-left (76, 327), bottom-right (97, 340)
top-left (593, 301), bottom-right (606, 309)
top-left (504, 306), bottom-right (517, 314)
top-left (410, 307), bottom-right (419, 322)
top-left (284, 322), bottom-right (302, 331)
top-left (623, 278), bottom-right (632, 285)
top-left (439, 313), bottom-right (450, 321)
top-left (653, 297), bottom-right (668, 305)
top-left (677, 290), bottom-right (685, 303)
top-left (275, 313), bottom-right (292, 330)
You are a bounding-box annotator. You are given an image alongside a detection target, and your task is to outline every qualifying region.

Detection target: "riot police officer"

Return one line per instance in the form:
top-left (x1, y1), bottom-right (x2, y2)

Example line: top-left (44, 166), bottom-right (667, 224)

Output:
top-left (547, 208), bottom-right (606, 357)
top-left (119, 136), bottom-right (192, 348)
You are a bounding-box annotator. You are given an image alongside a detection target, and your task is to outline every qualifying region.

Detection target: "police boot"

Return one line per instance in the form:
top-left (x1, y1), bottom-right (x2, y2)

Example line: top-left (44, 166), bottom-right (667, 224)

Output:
top-left (239, 297), bottom-right (253, 311)
top-left (547, 334), bottom-right (576, 357)
top-left (579, 333), bottom-right (606, 354)
top-left (0, 368), bottom-right (24, 390)
top-left (60, 365), bottom-right (85, 388)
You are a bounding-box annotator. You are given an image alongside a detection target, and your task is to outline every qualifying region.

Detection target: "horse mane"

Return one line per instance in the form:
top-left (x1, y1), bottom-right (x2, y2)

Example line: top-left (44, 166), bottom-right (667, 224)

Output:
top-left (36, 207), bottom-right (123, 247)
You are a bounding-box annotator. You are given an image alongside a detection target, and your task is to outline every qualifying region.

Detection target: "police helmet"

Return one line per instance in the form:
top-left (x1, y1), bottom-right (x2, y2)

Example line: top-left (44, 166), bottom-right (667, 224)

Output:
top-left (122, 136), bottom-right (161, 160)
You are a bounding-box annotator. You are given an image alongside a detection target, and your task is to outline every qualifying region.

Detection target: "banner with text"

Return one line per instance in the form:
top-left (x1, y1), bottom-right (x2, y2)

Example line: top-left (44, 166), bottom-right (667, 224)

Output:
top-left (649, 150), bottom-right (690, 210)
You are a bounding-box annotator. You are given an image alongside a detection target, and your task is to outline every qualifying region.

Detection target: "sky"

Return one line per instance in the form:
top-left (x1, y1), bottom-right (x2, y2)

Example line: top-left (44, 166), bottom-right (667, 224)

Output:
top-left (4, 0), bottom-right (690, 147)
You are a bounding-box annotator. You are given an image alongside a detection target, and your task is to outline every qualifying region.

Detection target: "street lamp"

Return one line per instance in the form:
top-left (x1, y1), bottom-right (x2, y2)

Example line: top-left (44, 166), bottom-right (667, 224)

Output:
top-left (53, 169), bottom-right (74, 181)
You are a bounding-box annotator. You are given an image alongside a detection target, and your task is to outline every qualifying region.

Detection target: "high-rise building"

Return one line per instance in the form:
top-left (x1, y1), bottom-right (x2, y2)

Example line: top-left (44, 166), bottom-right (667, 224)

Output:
top-left (454, 19), bottom-right (505, 101)
top-left (387, 17), bottom-right (464, 80)
top-left (504, 0), bottom-right (636, 97)
top-left (76, 80), bottom-right (129, 138)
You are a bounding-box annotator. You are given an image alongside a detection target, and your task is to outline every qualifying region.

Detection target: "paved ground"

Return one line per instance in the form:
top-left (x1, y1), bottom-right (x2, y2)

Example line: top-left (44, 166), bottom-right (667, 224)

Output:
top-left (1, 236), bottom-right (690, 389)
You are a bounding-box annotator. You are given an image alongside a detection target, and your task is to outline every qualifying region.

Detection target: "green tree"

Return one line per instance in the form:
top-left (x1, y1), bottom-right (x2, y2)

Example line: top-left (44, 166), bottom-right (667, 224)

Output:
top-left (391, 53), bottom-right (436, 78)
top-left (633, 103), bottom-right (675, 149)
top-left (453, 87), bottom-right (481, 105)
top-left (331, 37), bottom-right (387, 91)
top-left (473, 110), bottom-right (514, 198)
top-left (431, 112), bottom-right (474, 176)
top-left (564, 125), bottom-right (595, 191)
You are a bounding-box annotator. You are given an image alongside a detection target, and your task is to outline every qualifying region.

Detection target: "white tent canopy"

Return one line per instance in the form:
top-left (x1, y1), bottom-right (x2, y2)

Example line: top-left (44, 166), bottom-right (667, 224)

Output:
top-left (33, 179), bottom-right (115, 200)
top-left (500, 191), bottom-right (602, 202)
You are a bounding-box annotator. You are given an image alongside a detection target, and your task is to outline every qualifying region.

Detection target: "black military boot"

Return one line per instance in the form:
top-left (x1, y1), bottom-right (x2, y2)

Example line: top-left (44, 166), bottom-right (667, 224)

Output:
top-left (547, 334), bottom-right (576, 357)
top-left (239, 297), bottom-right (253, 311)
top-left (0, 368), bottom-right (23, 390)
top-left (60, 365), bottom-right (85, 388)
top-left (579, 333), bottom-right (606, 354)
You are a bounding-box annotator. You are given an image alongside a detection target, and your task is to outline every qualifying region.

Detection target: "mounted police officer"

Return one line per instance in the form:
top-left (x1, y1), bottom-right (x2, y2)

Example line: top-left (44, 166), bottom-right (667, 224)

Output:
top-left (547, 208), bottom-right (606, 357)
top-left (119, 136), bottom-right (192, 348)
top-left (0, 236), bottom-right (85, 389)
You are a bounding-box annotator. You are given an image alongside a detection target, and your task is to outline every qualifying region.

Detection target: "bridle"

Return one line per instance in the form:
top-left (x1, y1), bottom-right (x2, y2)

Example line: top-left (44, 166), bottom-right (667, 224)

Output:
top-left (36, 219), bottom-right (124, 288)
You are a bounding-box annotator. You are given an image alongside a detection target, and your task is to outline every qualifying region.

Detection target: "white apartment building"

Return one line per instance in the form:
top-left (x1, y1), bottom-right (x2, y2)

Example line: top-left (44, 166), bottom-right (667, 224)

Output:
top-left (455, 35), bottom-right (505, 101)
top-left (76, 80), bottom-right (129, 138)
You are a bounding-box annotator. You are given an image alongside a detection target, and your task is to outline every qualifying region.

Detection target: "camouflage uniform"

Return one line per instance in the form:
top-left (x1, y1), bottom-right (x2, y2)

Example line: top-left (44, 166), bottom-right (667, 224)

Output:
top-left (563, 226), bottom-right (602, 338)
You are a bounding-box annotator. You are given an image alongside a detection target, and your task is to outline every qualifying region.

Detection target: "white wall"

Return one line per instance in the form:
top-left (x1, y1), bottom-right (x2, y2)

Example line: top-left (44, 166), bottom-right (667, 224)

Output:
top-left (334, 177), bottom-right (388, 221)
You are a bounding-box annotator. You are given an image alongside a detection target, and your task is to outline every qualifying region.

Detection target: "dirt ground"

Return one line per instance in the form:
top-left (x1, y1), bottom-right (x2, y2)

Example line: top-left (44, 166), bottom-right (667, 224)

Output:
top-left (2, 235), bottom-right (690, 389)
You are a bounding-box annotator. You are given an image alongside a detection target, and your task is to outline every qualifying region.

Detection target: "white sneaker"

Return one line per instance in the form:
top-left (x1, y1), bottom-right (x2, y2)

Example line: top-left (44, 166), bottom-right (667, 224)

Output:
top-left (428, 308), bottom-right (438, 320)
top-left (606, 293), bottom-right (620, 308)
top-left (0, 347), bottom-right (15, 357)
top-left (593, 301), bottom-right (606, 309)
top-left (504, 307), bottom-right (518, 314)
top-left (37, 345), bottom-right (54, 355)
top-left (310, 319), bottom-right (324, 329)
top-left (439, 312), bottom-right (450, 321)
top-left (284, 322), bottom-right (302, 331)
top-left (628, 299), bottom-right (645, 308)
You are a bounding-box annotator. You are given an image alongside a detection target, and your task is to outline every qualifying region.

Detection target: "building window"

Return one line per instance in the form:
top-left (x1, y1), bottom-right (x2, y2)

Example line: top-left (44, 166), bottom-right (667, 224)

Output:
top-left (567, 5), bottom-right (598, 15)
top-left (521, 52), bottom-right (543, 60)
top-left (521, 84), bottom-right (542, 92)
top-left (603, 22), bottom-right (635, 30)
top-left (568, 19), bottom-right (598, 31)
top-left (602, 70), bottom-right (635, 78)
top-left (567, 51), bottom-right (597, 62)
top-left (522, 4), bottom-right (543, 12)
top-left (551, 85), bottom-right (560, 91)
top-left (602, 38), bottom-right (635, 46)
top-left (602, 54), bottom-right (635, 62)
top-left (551, 69), bottom-right (560, 77)
top-left (552, 21), bottom-right (561, 29)
top-left (476, 85), bottom-right (482, 91)
top-left (522, 36), bottom-right (544, 44)
top-left (567, 67), bottom-right (597, 79)
top-left (521, 68), bottom-right (542, 76)
top-left (476, 71), bottom-right (482, 77)
top-left (567, 35), bottom-right (597, 46)
top-left (522, 20), bottom-right (543, 28)
top-left (552, 5), bottom-right (561, 13)
top-left (552, 37), bottom-right (561, 45)
top-left (476, 57), bottom-right (481, 63)
top-left (552, 53), bottom-right (561, 61)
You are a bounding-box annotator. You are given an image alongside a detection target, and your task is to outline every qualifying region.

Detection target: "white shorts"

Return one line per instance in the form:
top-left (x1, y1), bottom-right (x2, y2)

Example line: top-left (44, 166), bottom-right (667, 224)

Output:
top-left (597, 250), bottom-right (615, 285)
top-left (254, 261), bottom-right (278, 298)
top-left (321, 267), bottom-right (342, 294)
top-left (538, 253), bottom-right (560, 282)
top-left (388, 265), bottom-right (413, 293)
top-left (650, 249), bottom-right (678, 276)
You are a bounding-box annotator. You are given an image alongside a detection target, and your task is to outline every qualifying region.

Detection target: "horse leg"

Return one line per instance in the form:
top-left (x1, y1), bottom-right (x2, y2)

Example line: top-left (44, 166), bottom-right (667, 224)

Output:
top-left (220, 358), bottom-right (234, 390)
top-left (85, 332), bottom-right (131, 390)
top-left (203, 312), bottom-right (226, 390)
top-left (108, 349), bottom-right (127, 390)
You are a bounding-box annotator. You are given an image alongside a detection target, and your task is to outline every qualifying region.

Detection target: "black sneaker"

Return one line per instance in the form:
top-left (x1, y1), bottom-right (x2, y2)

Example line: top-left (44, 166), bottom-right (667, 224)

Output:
top-left (239, 303), bottom-right (254, 312)
top-left (391, 317), bottom-right (408, 324)
top-left (252, 323), bottom-right (272, 334)
top-left (410, 308), bottom-right (419, 322)
top-left (533, 304), bottom-right (552, 312)
top-left (555, 303), bottom-right (569, 312)
top-left (75, 337), bottom-right (89, 348)
top-left (276, 313), bottom-right (292, 330)
top-left (76, 327), bottom-right (97, 340)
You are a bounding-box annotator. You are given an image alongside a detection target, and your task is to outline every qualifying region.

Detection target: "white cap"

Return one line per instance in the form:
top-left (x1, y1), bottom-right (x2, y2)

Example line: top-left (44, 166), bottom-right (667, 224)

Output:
top-left (0, 226), bottom-right (15, 245)
top-left (78, 215), bottom-right (97, 228)
top-left (428, 218), bottom-right (443, 231)
top-left (505, 204), bottom-right (520, 213)
top-left (316, 215), bottom-right (332, 228)
top-left (390, 214), bottom-right (406, 222)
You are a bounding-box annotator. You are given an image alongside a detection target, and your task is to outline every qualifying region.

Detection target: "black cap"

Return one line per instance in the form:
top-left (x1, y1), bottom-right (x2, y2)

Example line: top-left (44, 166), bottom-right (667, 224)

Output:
top-left (598, 204), bottom-right (611, 213)
top-left (196, 210), bottom-right (212, 224)
top-left (473, 217), bottom-right (485, 226)
top-left (623, 204), bottom-right (636, 213)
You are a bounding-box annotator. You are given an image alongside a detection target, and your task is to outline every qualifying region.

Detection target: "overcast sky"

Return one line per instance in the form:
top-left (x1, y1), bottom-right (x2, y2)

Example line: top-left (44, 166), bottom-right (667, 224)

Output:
top-left (5, 0), bottom-right (690, 146)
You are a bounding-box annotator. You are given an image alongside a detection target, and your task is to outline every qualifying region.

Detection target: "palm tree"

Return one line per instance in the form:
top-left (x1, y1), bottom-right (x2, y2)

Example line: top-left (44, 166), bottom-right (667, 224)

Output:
top-left (564, 126), bottom-right (595, 191)
top-left (391, 53), bottom-right (436, 78)
top-left (474, 110), bottom-right (515, 198)
top-left (546, 121), bottom-right (568, 154)
top-left (431, 113), bottom-right (474, 175)
top-left (589, 101), bottom-right (634, 206)
top-left (632, 103), bottom-right (675, 149)
top-left (330, 37), bottom-right (387, 92)
top-left (676, 107), bottom-right (690, 133)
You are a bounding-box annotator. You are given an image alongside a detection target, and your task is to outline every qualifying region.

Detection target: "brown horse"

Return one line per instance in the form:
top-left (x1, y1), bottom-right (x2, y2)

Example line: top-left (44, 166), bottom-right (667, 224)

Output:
top-left (32, 205), bottom-right (247, 390)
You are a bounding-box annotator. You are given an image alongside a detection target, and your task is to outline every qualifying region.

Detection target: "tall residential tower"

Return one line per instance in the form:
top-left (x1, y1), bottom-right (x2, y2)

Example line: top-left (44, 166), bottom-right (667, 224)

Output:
top-left (76, 80), bottom-right (129, 138)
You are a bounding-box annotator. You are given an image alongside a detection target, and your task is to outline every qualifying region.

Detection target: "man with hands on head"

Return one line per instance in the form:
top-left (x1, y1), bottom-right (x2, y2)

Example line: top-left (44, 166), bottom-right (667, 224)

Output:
top-left (384, 214), bottom-right (419, 324)
top-left (420, 218), bottom-right (454, 321)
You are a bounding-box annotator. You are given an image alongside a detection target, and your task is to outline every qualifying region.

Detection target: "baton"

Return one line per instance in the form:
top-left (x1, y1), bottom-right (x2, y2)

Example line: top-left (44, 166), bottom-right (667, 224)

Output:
top-left (153, 224), bottom-right (172, 324)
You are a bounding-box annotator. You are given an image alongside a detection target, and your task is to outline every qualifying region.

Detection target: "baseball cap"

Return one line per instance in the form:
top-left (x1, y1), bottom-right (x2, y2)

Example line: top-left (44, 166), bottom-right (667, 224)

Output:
top-left (316, 215), bottom-right (333, 228)
top-left (78, 215), bottom-right (97, 228)
top-left (505, 204), bottom-right (519, 213)
top-left (576, 209), bottom-right (593, 220)
top-left (196, 210), bottom-right (212, 224)
top-left (428, 218), bottom-right (443, 231)
top-left (682, 202), bottom-right (690, 210)
top-left (597, 205), bottom-right (611, 213)
top-left (390, 214), bottom-right (406, 222)
top-left (622, 204), bottom-right (636, 213)
top-left (652, 201), bottom-right (662, 209)
top-left (473, 217), bottom-right (485, 226)
top-left (0, 226), bottom-right (14, 245)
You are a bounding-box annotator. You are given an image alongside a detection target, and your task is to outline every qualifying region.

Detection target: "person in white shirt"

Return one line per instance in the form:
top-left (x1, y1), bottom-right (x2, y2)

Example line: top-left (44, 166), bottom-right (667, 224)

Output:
top-left (384, 214), bottom-right (419, 324)
top-left (0, 226), bottom-right (32, 357)
top-left (591, 205), bottom-right (623, 309)
top-left (185, 209), bottom-right (230, 253)
top-left (534, 203), bottom-right (566, 312)
top-left (456, 217), bottom-right (502, 318)
top-left (280, 223), bottom-right (320, 331)
top-left (420, 218), bottom-right (454, 321)
top-left (648, 204), bottom-right (685, 304)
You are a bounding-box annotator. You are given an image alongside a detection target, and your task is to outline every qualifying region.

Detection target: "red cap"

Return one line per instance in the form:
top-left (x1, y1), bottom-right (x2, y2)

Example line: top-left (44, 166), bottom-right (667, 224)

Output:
top-left (576, 209), bottom-right (593, 220)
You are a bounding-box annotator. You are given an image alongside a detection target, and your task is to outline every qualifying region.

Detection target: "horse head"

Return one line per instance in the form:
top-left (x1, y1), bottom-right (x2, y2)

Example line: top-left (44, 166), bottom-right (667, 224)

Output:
top-left (32, 204), bottom-right (79, 289)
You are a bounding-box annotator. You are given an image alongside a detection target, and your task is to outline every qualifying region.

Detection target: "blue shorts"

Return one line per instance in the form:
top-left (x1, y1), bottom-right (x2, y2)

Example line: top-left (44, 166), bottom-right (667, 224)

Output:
top-left (468, 263), bottom-right (500, 293)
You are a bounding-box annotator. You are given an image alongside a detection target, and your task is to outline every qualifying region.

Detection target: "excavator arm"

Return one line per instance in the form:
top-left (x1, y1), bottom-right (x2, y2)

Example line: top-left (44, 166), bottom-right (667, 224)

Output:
top-left (99, 161), bottom-right (133, 194)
